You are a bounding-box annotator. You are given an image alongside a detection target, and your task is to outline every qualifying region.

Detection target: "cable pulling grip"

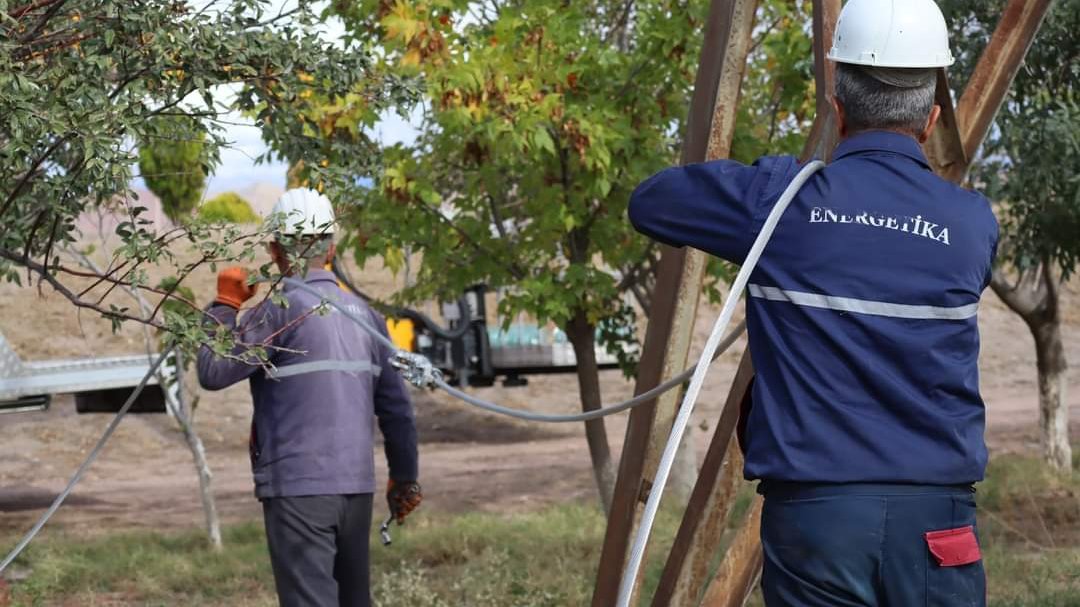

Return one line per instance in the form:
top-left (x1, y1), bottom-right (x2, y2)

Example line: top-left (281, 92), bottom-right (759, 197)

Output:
top-left (389, 350), bottom-right (444, 389)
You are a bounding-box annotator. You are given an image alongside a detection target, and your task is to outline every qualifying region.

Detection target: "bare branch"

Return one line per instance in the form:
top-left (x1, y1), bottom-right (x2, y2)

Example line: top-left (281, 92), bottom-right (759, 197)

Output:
top-left (15, 0), bottom-right (67, 44)
top-left (9, 0), bottom-right (65, 20)
top-left (990, 263), bottom-right (1050, 323)
top-left (50, 263), bottom-right (208, 321)
top-left (0, 247), bottom-right (168, 330)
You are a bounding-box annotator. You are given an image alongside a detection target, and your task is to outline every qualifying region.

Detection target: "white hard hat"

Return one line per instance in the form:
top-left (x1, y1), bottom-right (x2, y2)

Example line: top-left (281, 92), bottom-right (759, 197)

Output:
top-left (269, 188), bottom-right (335, 236)
top-left (827, 0), bottom-right (955, 68)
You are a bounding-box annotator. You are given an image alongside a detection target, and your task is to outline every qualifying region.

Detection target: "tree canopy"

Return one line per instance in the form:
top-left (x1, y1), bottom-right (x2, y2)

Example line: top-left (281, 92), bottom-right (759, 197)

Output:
top-left (942, 0), bottom-right (1080, 276)
top-left (292, 0), bottom-right (814, 359)
top-left (0, 0), bottom-right (416, 346)
top-left (280, 0), bottom-right (815, 508)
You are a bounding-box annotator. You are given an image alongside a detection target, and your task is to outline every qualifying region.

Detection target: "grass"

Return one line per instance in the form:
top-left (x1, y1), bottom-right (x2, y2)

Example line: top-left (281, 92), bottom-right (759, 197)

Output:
top-left (3, 451), bottom-right (1080, 606)
top-left (4, 505), bottom-right (619, 607)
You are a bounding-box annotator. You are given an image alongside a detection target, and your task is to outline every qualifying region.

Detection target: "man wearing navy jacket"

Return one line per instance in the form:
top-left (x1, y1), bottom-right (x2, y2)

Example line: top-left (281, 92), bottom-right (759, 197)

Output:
top-left (629, 1), bottom-right (997, 604)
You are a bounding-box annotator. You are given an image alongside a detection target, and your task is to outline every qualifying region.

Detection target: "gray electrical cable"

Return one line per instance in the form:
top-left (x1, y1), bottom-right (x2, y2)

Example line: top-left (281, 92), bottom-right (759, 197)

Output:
top-left (280, 277), bottom-right (747, 423)
top-left (0, 344), bottom-right (175, 574)
top-left (431, 321), bottom-right (745, 423)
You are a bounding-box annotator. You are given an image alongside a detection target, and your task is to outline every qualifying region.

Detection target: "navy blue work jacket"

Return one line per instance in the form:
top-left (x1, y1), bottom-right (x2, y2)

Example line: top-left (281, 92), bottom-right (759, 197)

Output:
top-left (629, 131), bottom-right (998, 485)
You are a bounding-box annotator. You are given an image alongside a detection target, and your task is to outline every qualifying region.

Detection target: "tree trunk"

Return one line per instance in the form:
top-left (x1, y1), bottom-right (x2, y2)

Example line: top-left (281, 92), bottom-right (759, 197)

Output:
top-left (566, 309), bottom-right (617, 514)
top-left (991, 261), bottom-right (1072, 472)
top-left (167, 391), bottom-right (223, 549)
top-left (1030, 311), bottom-right (1071, 472)
top-left (65, 246), bottom-right (226, 545)
top-left (169, 351), bottom-right (223, 549)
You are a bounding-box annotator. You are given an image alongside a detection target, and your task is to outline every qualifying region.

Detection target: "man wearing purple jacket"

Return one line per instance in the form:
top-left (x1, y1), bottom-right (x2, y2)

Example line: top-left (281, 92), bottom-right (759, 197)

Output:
top-left (197, 188), bottom-right (420, 607)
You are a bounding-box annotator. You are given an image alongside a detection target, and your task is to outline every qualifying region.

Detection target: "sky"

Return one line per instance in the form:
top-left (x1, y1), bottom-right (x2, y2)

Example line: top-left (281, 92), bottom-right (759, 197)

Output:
top-left (144, 1), bottom-right (421, 196)
top-left (204, 104), bottom-right (421, 195)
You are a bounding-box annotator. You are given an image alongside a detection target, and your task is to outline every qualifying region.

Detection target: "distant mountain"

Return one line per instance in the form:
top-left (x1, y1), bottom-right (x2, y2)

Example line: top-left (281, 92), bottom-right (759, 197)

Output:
top-left (233, 182), bottom-right (284, 216)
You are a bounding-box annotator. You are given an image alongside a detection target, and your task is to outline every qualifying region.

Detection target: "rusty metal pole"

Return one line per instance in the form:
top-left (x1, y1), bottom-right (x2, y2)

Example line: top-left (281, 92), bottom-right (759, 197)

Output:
top-left (648, 3), bottom-right (840, 604)
top-left (649, 350), bottom-right (752, 607)
top-left (923, 69), bottom-right (969, 181)
top-left (926, 0), bottom-right (1053, 180)
top-left (805, 0), bottom-right (841, 163)
top-left (698, 497), bottom-right (765, 607)
top-left (956, 0), bottom-right (1055, 163)
top-left (590, 1), bottom-right (760, 604)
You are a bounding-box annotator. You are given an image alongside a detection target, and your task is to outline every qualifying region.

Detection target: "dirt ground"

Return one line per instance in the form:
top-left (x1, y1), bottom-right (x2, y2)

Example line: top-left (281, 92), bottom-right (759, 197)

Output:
top-left (1, 241), bottom-right (1078, 539)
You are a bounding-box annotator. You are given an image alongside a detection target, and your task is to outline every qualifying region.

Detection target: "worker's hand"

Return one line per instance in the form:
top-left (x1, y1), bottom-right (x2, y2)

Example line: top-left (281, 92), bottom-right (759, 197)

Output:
top-left (215, 267), bottom-right (258, 309)
top-left (387, 479), bottom-right (422, 524)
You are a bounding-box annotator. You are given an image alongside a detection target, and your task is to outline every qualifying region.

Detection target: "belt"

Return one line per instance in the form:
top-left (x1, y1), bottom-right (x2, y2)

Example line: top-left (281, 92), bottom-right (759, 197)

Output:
top-left (758, 481), bottom-right (976, 499)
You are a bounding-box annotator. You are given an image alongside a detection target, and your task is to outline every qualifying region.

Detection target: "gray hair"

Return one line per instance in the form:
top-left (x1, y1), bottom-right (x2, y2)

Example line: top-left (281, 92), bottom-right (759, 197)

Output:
top-left (834, 63), bottom-right (937, 135)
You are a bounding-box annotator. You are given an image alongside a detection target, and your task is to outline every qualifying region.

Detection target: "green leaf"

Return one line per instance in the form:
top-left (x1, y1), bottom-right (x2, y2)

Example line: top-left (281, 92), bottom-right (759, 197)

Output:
top-left (533, 128), bottom-right (555, 155)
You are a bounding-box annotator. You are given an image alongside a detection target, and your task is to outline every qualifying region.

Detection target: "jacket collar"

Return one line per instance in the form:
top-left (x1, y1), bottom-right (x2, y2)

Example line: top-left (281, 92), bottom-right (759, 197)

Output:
top-left (832, 130), bottom-right (931, 170)
top-left (283, 268), bottom-right (338, 289)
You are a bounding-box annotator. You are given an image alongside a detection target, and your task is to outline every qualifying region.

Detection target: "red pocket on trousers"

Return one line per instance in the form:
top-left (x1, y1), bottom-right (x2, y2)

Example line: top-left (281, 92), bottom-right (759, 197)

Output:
top-left (925, 525), bottom-right (982, 567)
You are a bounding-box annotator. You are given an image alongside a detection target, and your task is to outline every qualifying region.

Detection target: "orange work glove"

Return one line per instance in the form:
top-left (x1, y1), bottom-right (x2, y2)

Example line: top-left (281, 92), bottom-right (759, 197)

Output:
top-left (215, 267), bottom-right (258, 309)
top-left (387, 479), bottom-right (423, 524)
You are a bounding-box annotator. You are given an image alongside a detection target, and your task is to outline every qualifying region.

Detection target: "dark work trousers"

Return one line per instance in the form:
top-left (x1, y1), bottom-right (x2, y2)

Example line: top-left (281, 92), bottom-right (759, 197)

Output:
top-left (759, 482), bottom-right (985, 607)
top-left (262, 493), bottom-right (374, 607)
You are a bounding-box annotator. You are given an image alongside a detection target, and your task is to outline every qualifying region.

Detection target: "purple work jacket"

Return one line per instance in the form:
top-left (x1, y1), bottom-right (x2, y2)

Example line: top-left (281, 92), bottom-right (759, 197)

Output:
top-left (197, 269), bottom-right (418, 498)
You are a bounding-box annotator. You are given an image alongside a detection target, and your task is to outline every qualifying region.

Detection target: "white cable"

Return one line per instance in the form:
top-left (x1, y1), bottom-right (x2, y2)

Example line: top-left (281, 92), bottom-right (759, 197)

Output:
top-left (616, 160), bottom-right (825, 606)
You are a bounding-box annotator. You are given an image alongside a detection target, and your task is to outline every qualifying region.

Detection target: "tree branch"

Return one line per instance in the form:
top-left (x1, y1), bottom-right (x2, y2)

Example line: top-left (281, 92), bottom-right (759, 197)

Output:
top-left (37, 211), bottom-right (62, 290)
top-left (9, 0), bottom-right (64, 20)
top-left (486, 192), bottom-right (510, 240)
top-left (0, 135), bottom-right (71, 222)
top-left (51, 263), bottom-right (203, 317)
top-left (411, 199), bottom-right (527, 280)
top-left (1042, 255), bottom-right (1060, 320)
top-left (0, 247), bottom-right (168, 330)
top-left (21, 209), bottom-right (48, 272)
top-left (15, 0), bottom-right (67, 44)
top-left (990, 264), bottom-right (1048, 322)
top-left (602, 0), bottom-right (634, 48)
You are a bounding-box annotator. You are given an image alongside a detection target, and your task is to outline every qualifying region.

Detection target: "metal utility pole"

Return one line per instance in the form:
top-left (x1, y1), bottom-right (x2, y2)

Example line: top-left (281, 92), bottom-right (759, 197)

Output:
top-left (590, 0), bottom-right (760, 604)
top-left (648, 4), bottom-right (840, 604)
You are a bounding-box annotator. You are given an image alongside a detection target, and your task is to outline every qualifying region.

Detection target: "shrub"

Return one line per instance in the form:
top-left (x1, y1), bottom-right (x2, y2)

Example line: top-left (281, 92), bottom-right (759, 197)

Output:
top-left (199, 192), bottom-right (259, 224)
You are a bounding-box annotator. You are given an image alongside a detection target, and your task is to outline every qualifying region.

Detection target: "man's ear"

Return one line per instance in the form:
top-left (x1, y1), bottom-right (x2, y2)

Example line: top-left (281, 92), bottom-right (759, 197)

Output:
top-left (326, 242), bottom-right (337, 263)
top-left (919, 104), bottom-right (942, 144)
top-left (832, 96), bottom-right (848, 138)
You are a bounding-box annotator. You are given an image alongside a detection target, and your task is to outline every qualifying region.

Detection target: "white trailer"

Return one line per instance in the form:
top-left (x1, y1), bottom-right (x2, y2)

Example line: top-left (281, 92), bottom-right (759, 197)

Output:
top-left (0, 331), bottom-right (170, 414)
